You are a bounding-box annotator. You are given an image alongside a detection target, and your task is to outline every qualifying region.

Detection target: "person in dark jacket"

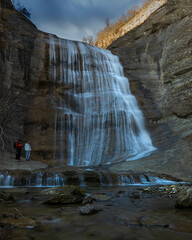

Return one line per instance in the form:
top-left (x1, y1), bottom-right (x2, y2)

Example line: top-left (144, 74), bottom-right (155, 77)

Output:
top-left (14, 139), bottom-right (22, 160)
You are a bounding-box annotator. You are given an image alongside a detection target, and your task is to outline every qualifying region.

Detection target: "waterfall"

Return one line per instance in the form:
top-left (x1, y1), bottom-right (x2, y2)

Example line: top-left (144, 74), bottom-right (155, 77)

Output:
top-left (49, 36), bottom-right (156, 166)
top-left (79, 176), bottom-right (87, 187)
top-left (25, 172), bottom-right (66, 187)
top-left (0, 174), bottom-right (15, 187)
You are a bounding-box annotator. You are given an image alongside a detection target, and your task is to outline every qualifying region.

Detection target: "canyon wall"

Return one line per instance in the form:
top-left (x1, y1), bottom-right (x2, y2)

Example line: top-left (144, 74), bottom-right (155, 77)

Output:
top-left (0, 0), bottom-right (55, 161)
top-left (0, 0), bottom-right (155, 165)
top-left (108, 0), bottom-right (192, 180)
top-left (0, 0), bottom-right (192, 179)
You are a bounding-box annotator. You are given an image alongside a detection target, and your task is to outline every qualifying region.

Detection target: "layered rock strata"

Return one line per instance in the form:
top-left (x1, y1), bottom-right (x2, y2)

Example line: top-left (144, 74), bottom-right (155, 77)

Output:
top-left (0, 0), bottom-right (155, 166)
top-left (108, 0), bottom-right (192, 180)
top-left (1, 0), bottom-right (192, 179)
top-left (0, 0), bottom-right (51, 158)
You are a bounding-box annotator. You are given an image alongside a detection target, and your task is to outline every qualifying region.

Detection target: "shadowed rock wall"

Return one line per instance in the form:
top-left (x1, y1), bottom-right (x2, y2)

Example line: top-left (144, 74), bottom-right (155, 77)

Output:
top-left (108, 0), bottom-right (192, 180)
top-left (0, 0), bottom-right (55, 161)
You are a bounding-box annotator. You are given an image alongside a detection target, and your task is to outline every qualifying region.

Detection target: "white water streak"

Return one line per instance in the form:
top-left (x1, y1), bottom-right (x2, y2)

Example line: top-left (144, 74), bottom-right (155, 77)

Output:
top-left (49, 36), bottom-right (156, 166)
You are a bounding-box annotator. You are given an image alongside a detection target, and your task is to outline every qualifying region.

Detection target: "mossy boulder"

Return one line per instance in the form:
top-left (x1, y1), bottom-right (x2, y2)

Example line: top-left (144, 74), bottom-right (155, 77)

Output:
top-left (42, 185), bottom-right (85, 205)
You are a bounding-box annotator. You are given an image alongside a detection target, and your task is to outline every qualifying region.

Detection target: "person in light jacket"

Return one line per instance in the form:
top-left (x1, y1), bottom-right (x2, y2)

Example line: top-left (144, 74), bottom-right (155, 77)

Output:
top-left (25, 141), bottom-right (31, 161)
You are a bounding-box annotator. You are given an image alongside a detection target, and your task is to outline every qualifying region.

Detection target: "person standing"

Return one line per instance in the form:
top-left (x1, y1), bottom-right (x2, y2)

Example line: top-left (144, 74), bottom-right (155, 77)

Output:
top-left (25, 141), bottom-right (31, 161)
top-left (14, 139), bottom-right (22, 160)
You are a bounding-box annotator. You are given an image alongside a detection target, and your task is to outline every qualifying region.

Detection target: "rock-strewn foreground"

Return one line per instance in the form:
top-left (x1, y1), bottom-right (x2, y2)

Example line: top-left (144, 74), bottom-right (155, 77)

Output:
top-left (108, 0), bottom-right (192, 180)
top-left (1, 184), bottom-right (192, 240)
top-left (0, 0), bottom-right (192, 180)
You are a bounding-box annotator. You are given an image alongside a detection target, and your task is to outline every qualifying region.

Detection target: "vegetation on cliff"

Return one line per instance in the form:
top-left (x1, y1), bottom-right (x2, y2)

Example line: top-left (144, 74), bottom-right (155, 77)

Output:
top-left (83, 0), bottom-right (167, 49)
top-left (11, 0), bottom-right (31, 18)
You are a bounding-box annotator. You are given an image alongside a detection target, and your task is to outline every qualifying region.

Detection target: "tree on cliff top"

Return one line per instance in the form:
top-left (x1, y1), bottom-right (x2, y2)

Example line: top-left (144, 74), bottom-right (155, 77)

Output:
top-left (82, 0), bottom-right (163, 48)
top-left (11, 0), bottom-right (31, 19)
top-left (82, 36), bottom-right (94, 45)
top-left (19, 7), bottom-right (31, 18)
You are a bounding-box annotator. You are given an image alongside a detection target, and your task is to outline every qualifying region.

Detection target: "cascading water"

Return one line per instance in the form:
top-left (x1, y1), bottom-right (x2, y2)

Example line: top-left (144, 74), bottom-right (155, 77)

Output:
top-left (0, 174), bottom-right (15, 187)
top-left (0, 171), bottom-right (182, 188)
top-left (25, 172), bottom-right (66, 187)
top-left (49, 36), bottom-right (156, 166)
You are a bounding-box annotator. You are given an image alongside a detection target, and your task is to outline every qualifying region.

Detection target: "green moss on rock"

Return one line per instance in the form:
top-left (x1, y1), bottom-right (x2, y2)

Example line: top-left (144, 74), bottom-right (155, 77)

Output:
top-left (42, 185), bottom-right (85, 205)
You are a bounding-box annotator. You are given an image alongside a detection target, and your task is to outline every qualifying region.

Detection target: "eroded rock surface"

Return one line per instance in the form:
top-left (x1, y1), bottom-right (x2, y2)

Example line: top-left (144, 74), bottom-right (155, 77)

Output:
top-left (108, 0), bottom-right (192, 180)
top-left (0, 0), bottom-right (56, 162)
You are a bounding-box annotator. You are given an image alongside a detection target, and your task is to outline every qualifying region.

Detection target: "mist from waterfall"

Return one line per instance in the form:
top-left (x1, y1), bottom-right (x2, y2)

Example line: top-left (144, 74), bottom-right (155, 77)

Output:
top-left (49, 36), bottom-right (156, 166)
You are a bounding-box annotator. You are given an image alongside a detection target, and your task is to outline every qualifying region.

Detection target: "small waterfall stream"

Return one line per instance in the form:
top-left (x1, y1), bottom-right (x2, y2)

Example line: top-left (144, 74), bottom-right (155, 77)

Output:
top-left (49, 36), bottom-right (155, 166)
top-left (0, 174), bottom-right (15, 187)
top-left (0, 172), bottom-right (181, 188)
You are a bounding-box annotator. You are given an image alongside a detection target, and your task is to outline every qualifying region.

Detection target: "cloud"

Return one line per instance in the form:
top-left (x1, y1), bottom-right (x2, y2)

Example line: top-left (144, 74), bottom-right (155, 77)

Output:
top-left (12, 0), bottom-right (142, 41)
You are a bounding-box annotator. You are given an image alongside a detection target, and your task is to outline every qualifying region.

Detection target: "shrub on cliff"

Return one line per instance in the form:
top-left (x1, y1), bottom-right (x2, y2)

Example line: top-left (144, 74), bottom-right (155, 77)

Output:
top-left (82, 0), bottom-right (166, 49)
top-left (18, 7), bottom-right (31, 19)
top-left (11, 0), bottom-right (31, 19)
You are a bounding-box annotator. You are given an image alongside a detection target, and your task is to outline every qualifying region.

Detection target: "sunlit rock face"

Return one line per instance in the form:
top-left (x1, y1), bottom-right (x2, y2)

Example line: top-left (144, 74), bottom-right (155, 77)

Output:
top-left (48, 36), bottom-right (155, 166)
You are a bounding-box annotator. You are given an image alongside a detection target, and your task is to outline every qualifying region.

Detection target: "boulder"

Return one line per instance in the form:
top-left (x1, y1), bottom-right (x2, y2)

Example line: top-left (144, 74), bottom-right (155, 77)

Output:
top-left (139, 216), bottom-right (169, 228)
top-left (79, 204), bottom-right (103, 215)
top-left (0, 192), bottom-right (14, 202)
top-left (42, 185), bottom-right (85, 205)
top-left (92, 194), bottom-right (112, 202)
top-left (175, 186), bottom-right (192, 208)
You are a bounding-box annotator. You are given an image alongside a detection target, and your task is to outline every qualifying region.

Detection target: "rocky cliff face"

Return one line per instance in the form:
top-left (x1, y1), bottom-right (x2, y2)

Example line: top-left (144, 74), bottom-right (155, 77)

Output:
top-left (1, 0), bottom-right (192, 179)
top-left (0, 0), bottom-right (54, 160)
top-left (95, 0), bottom-right (167, 49)
top-left (0, 0), bottom-right (156, 166)
top-left (108, 0), bottom-right (192, 180)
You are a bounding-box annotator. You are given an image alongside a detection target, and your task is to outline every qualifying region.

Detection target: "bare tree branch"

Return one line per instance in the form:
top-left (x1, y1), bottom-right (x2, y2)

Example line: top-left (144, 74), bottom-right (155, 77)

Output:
top-left (0, 76), bottom-right (30, 153)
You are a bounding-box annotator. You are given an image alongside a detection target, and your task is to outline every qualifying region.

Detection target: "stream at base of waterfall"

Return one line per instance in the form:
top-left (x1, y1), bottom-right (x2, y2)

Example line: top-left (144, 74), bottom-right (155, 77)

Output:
top-left (49, 36), bottom-right (156, 166)
top-left (1, 184), bottom-right (192, 240)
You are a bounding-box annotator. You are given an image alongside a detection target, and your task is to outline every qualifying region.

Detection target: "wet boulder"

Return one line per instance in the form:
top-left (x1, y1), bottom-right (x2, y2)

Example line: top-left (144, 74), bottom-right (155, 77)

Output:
top-left (0, 192), bottom-right (14, 202)
top-left (175, 186), bottom-right (192, 208)
top-left (92, 194), bottom-right (112, 202)
top-left (79, 204), bottom-right (103, 215)
top-left (42, 185), bottom-right (85, 205)
top-left (139, 216), bottom-right (169, 228)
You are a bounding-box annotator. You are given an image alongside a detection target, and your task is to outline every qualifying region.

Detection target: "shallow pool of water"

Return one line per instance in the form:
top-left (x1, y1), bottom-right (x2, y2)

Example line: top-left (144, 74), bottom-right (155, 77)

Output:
top-left (1, 186), bottom-right (192, 240)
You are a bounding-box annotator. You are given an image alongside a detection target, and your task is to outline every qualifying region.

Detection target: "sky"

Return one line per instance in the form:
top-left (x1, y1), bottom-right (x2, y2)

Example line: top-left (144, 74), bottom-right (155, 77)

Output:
top-left (12, 0), bottom-right (142, 41)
